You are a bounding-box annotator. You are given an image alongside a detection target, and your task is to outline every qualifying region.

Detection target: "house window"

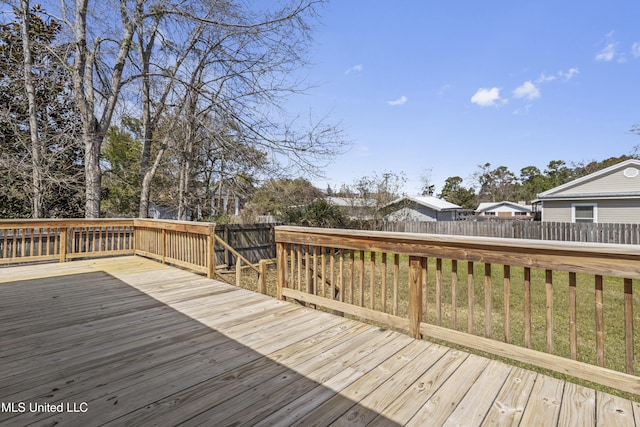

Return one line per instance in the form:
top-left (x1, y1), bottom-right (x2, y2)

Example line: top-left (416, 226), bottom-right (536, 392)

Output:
top-left (572, 204), bottom-right (597, 223)
top-left (514, 212), bottom-right (528, 216)
top-left (484, 212), bottom-right (496, 216)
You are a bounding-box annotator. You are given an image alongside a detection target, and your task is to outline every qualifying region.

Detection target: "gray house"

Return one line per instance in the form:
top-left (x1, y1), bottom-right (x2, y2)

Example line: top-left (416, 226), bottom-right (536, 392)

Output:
top-left (383, 196), bottom-right (462, 222)
top-left (534, 159), bottom-right (640, 223)
top-left (476, 201), bottom-right (533, 219)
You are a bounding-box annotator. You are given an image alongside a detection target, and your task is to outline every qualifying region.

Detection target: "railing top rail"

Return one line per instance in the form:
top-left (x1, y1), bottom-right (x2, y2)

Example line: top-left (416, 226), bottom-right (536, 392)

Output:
top-left (133, 218), bottom-right (215, 234)
top-left (0, 218), bottom-right (135, 229)
top-left (275, 226), bottom-right (640, 278)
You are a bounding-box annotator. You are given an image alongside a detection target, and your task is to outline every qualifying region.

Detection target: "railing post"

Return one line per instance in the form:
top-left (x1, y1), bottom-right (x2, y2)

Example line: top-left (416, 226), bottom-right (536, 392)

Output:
top-left (207, 225), bottom-right (216, 279)
top-left (235, 256), bottom-right (242, 287)
top-left (59, 227), bottom-right (67, 263)
top-left (409, 256), bottom-right (423, 339)
top-left (259, 259), bottom-right (267, 294)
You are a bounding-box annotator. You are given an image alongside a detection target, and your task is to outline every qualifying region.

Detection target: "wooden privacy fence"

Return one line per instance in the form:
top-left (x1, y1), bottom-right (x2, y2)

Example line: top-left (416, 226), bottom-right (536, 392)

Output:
top-left (0, 219), bottom-right (269, 293)
top-left (275, 225), bottom-right (640, 395)
top-left (214, 224), bottom-right (276, 268)
top-left (383, 220), bottom-right (640, 244)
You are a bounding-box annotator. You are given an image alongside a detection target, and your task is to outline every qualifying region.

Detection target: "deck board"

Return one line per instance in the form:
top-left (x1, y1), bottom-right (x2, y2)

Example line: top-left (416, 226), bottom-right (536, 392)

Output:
top-left (0, 256), bottom-right (637, 427)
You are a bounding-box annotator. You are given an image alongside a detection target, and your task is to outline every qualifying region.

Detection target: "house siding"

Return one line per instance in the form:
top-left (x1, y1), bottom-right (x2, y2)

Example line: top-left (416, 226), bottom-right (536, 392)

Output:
top-left (542, 201), bottom-right (572, 222)
top-left (543, 199), bottom-right (640, 223)
top-left (553, 166), bottom-right (640, 196)
top-left (597, 199), bottom-right (640, 223)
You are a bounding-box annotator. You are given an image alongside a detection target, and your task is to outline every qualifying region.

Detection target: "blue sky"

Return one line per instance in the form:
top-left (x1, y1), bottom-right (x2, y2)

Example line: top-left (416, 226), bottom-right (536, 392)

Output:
top-left (288, 1), bottom-right (640, 195)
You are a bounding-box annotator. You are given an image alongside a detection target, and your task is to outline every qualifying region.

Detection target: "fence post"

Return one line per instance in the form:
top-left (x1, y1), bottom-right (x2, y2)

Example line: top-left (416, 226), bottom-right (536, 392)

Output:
top-left (207, 224), bottom-right (216, 279)
top-left (409, 256), bottom-right (423, 339)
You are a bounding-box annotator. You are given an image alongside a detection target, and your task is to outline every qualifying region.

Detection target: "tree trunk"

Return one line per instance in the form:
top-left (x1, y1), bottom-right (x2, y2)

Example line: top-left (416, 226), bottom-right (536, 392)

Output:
top-left (20, 0), bottom-right (44, 218)
top-left (139, 141), bottom-right (167, 218)
top-left (84, 132), bottom-right (103, 218)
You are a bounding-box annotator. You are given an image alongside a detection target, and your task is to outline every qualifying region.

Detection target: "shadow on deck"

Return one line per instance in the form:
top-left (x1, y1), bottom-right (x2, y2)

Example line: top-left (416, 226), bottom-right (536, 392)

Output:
top-left (0, 257), bottom-right (638, 426)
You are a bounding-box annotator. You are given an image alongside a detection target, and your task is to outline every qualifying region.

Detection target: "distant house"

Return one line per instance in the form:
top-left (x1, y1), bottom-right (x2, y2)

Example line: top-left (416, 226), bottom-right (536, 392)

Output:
top-left (475, 201), bottom-right (533, 219)
top-left (148, 202), bottom-right (179, 220)
top-left (533, 159), bottom-right (640, 224)
top-left (383, 196), bottom-right (462, 222)
top-left (325, 196), bottom-right (376, 221)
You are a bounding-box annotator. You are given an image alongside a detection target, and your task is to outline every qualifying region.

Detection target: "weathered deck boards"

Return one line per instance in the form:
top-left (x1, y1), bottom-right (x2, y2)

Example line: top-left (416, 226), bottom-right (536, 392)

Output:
top-left (0, 256), bottom-right (637, 426)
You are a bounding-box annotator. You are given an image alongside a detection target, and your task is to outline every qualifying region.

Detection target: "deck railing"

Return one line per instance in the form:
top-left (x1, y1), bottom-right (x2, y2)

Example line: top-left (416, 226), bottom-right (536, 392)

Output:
top-left (275, 226), bottom-right (640, 395)
top-left (0, 218), bottom-right (267, 291)
top-left (0, 219), bottom-right (135, 264)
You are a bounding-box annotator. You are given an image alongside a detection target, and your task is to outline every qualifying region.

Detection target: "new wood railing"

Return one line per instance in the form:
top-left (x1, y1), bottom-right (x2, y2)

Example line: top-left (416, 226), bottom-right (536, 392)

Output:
top-left (275, 226), bottom-right (640, 395)
top-left (0, 219), bottom-right (135, 264)
top-left (0, 219), bottom-right (267, 292)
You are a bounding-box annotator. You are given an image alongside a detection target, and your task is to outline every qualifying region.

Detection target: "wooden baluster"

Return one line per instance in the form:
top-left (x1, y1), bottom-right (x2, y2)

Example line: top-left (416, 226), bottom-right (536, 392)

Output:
top-left (312, 246), bottom-right (318, 296)
top-left (20, 227), bottom-right (25, 257)
top-left (504, 265), bottom-right (511, 344)
top-left (305, 245), bottom-right (311, 294)
top-left (595, 274), bottom-right (604, 366)
top-left (524, 267), bottom-right (531, 348)
top-left (484, 263), bottom-right (492, 338)
top-left (369, 251), bottom-right (376, 309)
top-left (277, 242), bottom-right (287, 300)
top-left (320, 246), bottom-right (326, 297)
top-left (358, 250), bottom-right (364, 307)
top-left (289, 245), bottom-right (295, 291)
top-left (393, 254), bottom-right (400, 316)
top-left (569, 272), bottom-right (577, 360)
top-left (12, 228), bottom-right (17, 258)
top-left (467, 261), bottom-right (474, 334)
top-left (436, 258), bottom-right (442, 326)
top-left (2, 228), bottom-right (7, 259)
top-left (381, 253), bottom-right (387, 312)
top-left (338, 248), bottom-right (344, 303)
top-left (546, 269), bottom-right (554, 354)
top-left (624, 278), bottom-right (634, 374)
top-left (207, 225), bottom-right (215, 279)
top-left (297, 244), bottom-right (302, 291)
top-left (329, 248), bottom-right (335, 301)
top-left (451, 259), bottom-right (458, 330)
top-left (349, 251), bottom-right (355, 304)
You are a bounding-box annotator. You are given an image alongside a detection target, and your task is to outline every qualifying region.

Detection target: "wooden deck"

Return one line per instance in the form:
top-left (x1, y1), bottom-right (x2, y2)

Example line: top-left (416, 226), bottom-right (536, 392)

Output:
top-left (1, 256), bottom-right (638, 426)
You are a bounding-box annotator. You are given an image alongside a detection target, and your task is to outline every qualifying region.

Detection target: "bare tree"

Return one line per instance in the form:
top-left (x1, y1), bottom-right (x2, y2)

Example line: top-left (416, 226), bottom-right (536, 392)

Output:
top-left (58, 0), bottom-right (144, 217)
top-left (132, 0), bottom-right (345, 218)
top-left (18, 0), bottom-right (43, 217)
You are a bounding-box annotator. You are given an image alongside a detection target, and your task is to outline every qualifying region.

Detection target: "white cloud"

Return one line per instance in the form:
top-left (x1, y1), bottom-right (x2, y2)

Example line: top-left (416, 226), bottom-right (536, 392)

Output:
top-left (536, 73), bottom-right (556, 83)
top-left (513, 81), bottom-right (540, 100)
top-left (632, 42), bottom-right (640, 58)
top-left (470, 87), bottom-right (501, 107)
top-left (387, 95), bottom-right (408, 106)
top-left (560, 68), bottom-right (579, 80)
top-left (345, 64), bottom-right (363, 75)
top-left (595, 31), bottom-right (618, 62)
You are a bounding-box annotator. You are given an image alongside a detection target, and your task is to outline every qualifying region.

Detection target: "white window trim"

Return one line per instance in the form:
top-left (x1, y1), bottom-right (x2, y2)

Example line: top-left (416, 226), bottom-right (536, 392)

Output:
top-left (571, 203), bottom-right (598, 223)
